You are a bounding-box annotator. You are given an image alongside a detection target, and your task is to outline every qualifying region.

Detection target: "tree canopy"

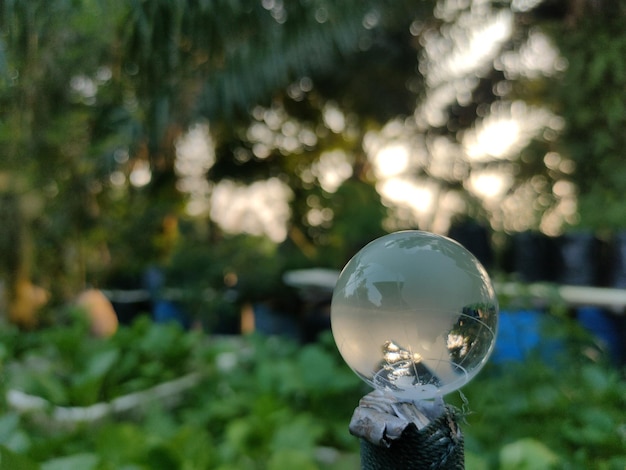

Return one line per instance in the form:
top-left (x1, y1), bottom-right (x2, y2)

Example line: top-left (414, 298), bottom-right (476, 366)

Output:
top-left (1, 0), bottom-right (625, 325)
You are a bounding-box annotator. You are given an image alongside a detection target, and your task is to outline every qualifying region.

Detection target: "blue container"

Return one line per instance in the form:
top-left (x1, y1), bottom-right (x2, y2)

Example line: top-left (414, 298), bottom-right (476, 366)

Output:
top-left (576, 306), bottom-right (622, 365)
top-left (491, 310), bottom-right (562, 364)
top-left (154, 300), bottom-right (190, 329)
top-left (253, 302), bottom-right (300, 340)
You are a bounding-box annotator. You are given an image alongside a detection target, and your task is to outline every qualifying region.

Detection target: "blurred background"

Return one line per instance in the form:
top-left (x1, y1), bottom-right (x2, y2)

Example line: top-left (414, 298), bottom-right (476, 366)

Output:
top-left (0, 0), bottom-right (625, 468)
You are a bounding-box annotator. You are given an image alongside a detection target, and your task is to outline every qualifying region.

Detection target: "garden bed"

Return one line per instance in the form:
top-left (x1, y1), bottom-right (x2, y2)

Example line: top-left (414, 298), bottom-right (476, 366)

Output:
top-left (6, 372), bottom-right (202, 431)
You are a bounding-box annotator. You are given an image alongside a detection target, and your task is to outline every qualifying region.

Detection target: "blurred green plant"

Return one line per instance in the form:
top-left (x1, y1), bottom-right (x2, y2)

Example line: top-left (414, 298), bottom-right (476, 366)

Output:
top-left (6, 0), bottom-right (623, 319)
top-left (449, 315), bottom-right (626, 470)
top-left (542, 3), bottom-right (626, 231)
top-left (163, 233), bottom-right (285, 328)
top-left (0, 314), bottom-right (367, 468)
top-left (1, 304), bottom-right (625, 469)
top-left (2, 313), bottom-right (202, 407)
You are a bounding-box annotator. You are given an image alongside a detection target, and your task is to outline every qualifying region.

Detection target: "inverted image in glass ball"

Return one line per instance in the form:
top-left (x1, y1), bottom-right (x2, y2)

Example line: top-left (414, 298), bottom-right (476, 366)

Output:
top-left (331, 230), bottom-right (498, 401)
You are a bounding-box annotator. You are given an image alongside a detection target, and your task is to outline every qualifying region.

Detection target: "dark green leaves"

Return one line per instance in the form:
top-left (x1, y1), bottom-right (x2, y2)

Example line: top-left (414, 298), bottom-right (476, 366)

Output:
top-left (548, 8), bottom-right (626, 228)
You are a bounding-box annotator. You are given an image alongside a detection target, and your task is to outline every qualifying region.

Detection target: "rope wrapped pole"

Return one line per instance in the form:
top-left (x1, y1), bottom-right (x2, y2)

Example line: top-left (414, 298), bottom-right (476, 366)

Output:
top-left (349, 390), bottom-right (464, 469)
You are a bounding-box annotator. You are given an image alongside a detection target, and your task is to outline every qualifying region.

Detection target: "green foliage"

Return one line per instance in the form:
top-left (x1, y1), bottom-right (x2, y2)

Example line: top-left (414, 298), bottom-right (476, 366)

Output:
top-left (5, 0), bottom-right (626, 308)
top-left (0, 0), bottom-right (426, 301)
top-left (41, 453), bottom-right (100, 470)
top-left (0, 444), bottom-right (39, 470)
top-left (545, 5), bottom-right (626, 229)
top-left (2, 308), bottom-right (625, 469)
top-left (448, 318), bottom-right (626, 470)
top-left (498, 438), bottom-right (559, 470)
top-left (160, 232), bottom-right (289, 332)
top-left (0, 321), bottom-right (367, 468)
top-left (3, 315), bottom-right (202, 406)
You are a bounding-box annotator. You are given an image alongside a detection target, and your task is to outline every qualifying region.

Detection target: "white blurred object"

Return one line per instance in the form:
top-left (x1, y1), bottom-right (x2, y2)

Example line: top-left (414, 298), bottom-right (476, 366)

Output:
top-left (283, 268), bottom-right (339, 302)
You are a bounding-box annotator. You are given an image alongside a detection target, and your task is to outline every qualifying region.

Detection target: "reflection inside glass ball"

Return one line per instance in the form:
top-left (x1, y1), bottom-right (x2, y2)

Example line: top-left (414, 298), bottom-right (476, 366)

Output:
top-left (331, 231), bottom-right (498, 401)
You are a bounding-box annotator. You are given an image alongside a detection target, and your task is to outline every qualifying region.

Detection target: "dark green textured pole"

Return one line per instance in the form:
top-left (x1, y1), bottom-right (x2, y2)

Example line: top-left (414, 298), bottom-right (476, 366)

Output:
top-left (349, 391), bottom-right (464, 469)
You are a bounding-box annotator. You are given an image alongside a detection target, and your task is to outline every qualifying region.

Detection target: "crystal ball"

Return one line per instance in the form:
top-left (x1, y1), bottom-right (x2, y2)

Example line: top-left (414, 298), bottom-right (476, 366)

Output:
top-left (331, 230), bottom-right (498, 401)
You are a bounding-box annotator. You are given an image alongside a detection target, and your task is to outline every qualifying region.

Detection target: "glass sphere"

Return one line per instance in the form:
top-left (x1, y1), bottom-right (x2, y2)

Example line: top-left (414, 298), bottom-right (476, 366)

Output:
top-left (331, 230), bottom-right (498, 401)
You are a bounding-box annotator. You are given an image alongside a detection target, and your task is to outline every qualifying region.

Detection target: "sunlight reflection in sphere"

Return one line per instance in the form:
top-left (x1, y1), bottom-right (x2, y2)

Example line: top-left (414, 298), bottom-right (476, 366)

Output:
top-left (331, 231), bottom-right (498, 401)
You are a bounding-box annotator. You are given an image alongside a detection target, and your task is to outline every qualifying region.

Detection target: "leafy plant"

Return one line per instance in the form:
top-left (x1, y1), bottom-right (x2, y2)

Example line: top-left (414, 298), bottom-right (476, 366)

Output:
top-left (3, 314), bottom-right (204, 407)
top-left (449, 316), bottom-right (626, 470)
top-left (1, 307), bottom-right (624, 469)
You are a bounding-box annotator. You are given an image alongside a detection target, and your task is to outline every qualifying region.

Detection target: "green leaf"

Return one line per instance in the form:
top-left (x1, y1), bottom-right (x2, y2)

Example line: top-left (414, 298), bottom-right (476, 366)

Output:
top-left (0, 413), bottom-right (20, 442)
top-left (32, 373), bottom-right (68, 406)
top-left (85, 348), bottom-right (120, 379)
top-left (297, 345), bottom-right (337, 392)
top-left (581, 364), bottom-right (613, 395)
top-left (270, 414), bottom-right (323, 453)
top-left (40, 453), bottom-right (99, 470)
top-left (0, 413), bottom-right (30, 454)
top-left (222, 418), bottom-right (259, 459)
top-left (465, 450), bottom-right (490, 470)
top-left (143, 445), bottom-right (179, 470)
top-left (94, 423), bottom-right (147, 464)
top-left (499, 438), bottom-right (559, 470)
top-left (0, 445), bottom-right (39, 470)
top-left (70, 348), bottom-right (121, 405)
top-left (167, 426), bottom-right (214, 470)
top-left (267, 449), bottom-right (319, 470)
